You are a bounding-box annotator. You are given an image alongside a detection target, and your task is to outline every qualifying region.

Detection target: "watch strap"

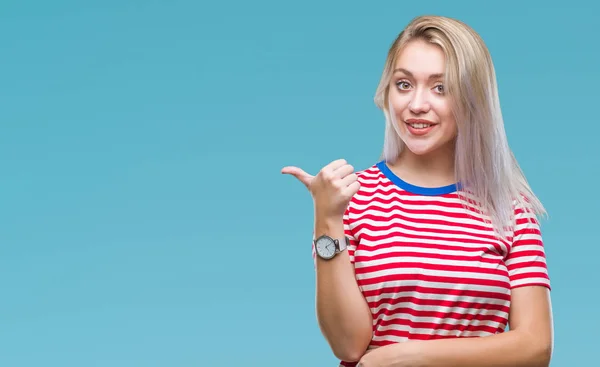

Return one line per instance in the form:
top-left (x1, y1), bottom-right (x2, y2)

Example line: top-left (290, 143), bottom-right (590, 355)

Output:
top-left (337, 236), bottom-right (349, 252)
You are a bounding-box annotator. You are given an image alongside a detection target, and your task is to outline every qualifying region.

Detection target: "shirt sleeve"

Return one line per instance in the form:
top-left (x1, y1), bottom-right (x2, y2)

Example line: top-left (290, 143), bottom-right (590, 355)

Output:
top-left (311, 205), bottom-right (359, 267)
top-left (505, 204), bottom-right (551, 290)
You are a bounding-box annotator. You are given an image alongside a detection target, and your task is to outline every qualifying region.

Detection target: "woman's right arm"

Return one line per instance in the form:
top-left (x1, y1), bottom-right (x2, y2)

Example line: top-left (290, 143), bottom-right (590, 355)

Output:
top-left (314, 215), bottom-right (373, 362)
top-left (282, 158), bottom-right (373, 362)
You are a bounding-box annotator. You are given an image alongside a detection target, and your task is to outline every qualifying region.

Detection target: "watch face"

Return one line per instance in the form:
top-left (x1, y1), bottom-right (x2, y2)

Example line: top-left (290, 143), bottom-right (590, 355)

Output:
top-left (315, 236), bottom-right (336, 259)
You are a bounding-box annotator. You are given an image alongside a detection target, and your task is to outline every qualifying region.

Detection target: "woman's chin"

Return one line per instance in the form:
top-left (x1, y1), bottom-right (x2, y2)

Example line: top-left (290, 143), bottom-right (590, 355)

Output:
top-left (402, 140), bottom-right (438, 156)
top-left (400, 132), bottom-right (455, 157)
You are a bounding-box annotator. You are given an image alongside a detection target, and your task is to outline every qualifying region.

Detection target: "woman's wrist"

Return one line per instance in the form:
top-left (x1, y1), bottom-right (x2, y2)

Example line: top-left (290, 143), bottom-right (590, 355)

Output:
top-left (314, 214), bottom-right (344, 238)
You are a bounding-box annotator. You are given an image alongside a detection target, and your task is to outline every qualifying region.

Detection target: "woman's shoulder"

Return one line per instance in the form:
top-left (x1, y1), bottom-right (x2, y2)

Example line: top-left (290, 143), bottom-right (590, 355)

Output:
top-left (349, 161), bottom-right (392, 205)
top-left (355, 160), bottom-right (387, 181)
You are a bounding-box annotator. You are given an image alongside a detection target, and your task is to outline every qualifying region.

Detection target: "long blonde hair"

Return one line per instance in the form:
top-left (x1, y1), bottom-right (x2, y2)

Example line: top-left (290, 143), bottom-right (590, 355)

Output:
top-left (374, 15), bottom-right (546, 236)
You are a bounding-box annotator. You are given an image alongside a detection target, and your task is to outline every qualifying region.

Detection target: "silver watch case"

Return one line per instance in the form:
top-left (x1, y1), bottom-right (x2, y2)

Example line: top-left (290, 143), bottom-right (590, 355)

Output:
top-left (314, 235), bottom-right (349, 260)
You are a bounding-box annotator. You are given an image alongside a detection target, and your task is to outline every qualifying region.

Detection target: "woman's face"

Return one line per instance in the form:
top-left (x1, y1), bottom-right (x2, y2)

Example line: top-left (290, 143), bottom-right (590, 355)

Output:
top-left (388, 40), bottom-right (458, 157)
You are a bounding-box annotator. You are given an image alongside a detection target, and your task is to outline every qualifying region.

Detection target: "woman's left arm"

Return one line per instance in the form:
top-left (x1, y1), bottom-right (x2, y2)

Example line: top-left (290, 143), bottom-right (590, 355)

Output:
top-left (359, 285), bottom-right (553, 367)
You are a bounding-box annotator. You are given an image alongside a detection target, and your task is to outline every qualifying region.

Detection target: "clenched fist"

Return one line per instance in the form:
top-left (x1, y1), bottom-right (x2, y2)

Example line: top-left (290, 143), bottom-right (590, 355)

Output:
top-left (281, 159), bottom-right (360, 221)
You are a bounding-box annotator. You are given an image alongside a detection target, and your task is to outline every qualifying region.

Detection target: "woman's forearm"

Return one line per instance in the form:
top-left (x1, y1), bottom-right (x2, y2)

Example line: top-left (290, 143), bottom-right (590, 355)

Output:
top-left (314, 216), bottom-right (373, 362)
top-left (377, 329), bottom-right (552, 367)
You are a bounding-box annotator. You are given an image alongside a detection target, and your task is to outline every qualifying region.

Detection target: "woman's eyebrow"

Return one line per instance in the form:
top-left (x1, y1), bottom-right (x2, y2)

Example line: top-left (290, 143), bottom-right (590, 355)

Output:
top-left (393, 67), bottom-right (444, 80)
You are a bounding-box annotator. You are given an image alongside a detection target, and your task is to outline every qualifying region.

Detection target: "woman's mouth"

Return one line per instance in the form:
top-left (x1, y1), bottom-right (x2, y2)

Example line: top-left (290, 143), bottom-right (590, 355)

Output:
top-left (405, 119), bottom-right (437, 136)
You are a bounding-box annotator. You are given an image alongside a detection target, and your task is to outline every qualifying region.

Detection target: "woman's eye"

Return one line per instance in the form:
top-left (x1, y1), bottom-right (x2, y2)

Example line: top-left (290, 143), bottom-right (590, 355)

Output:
top-left (396, 81), bottom-right (411, 90)
top-left (434, 84), bottom-right (445, 93)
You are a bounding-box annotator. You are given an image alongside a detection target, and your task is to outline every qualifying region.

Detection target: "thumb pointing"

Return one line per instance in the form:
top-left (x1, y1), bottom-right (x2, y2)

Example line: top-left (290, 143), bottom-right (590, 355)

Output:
top-left (281, 166), bottom-right (313, 187)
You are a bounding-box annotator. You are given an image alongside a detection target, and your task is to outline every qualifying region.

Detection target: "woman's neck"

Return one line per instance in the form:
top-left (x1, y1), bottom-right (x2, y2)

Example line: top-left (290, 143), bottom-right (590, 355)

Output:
top-left (388, 144), bottom-right (456, 188)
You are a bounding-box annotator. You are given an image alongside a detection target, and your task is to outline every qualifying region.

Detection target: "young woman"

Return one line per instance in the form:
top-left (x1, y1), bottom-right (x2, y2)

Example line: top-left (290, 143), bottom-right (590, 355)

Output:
top-left (282, 15), bottom-right (553, 367)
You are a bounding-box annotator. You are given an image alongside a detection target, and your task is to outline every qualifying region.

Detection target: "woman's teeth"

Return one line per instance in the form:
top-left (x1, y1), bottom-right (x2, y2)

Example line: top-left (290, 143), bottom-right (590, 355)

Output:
top-left (409, 123), bottom-right (431, 129)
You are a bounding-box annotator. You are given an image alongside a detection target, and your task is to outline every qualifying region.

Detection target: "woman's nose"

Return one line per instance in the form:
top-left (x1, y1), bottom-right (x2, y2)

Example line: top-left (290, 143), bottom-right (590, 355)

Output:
top-left (408, 89), bottom-right (431, 114)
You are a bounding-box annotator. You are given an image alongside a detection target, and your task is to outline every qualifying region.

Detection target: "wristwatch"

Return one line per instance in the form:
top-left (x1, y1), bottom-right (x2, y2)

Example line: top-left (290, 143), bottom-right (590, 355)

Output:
top-left (314, 235), bottom-right (349, 260)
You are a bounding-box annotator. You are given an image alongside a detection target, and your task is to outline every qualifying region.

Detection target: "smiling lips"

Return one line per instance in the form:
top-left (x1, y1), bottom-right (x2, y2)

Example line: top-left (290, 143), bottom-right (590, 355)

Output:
top-left (405, 118), bottom-right (437, 136)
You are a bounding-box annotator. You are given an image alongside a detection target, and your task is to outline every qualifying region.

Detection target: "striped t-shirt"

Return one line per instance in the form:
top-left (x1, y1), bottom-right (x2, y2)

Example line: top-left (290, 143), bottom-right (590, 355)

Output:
top-left (313, 161), bottom-right (551, 367)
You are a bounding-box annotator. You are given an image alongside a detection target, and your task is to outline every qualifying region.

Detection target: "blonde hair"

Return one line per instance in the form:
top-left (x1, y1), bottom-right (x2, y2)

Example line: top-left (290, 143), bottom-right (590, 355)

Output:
top-left (374, 15), bottom-right (546, 236)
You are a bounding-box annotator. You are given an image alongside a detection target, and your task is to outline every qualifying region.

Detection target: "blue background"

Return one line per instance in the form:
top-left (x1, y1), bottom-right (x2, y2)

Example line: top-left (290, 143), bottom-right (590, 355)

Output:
top-left (1, 0), bottom-right (597, 365)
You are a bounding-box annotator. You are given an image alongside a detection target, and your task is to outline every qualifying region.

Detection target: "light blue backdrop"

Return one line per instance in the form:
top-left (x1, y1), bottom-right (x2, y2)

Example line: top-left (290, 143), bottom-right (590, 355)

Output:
top-left (1, 0), bottom-right (597, 366)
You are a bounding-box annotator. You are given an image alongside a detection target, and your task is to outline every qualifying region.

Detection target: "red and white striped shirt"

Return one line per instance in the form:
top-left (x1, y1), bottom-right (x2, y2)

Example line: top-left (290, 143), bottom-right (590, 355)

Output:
top-left (313, 161), bottom-right (551, 367)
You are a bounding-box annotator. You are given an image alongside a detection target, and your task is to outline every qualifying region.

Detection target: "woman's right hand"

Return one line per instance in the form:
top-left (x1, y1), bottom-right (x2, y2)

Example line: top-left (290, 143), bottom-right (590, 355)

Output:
top-left (281, 159), bottom-right (360, 220)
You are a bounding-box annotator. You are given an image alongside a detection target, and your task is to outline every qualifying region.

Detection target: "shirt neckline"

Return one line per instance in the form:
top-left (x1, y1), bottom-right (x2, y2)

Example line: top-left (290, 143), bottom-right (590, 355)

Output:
top-left (376, 160), bottom-right (459, 196)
